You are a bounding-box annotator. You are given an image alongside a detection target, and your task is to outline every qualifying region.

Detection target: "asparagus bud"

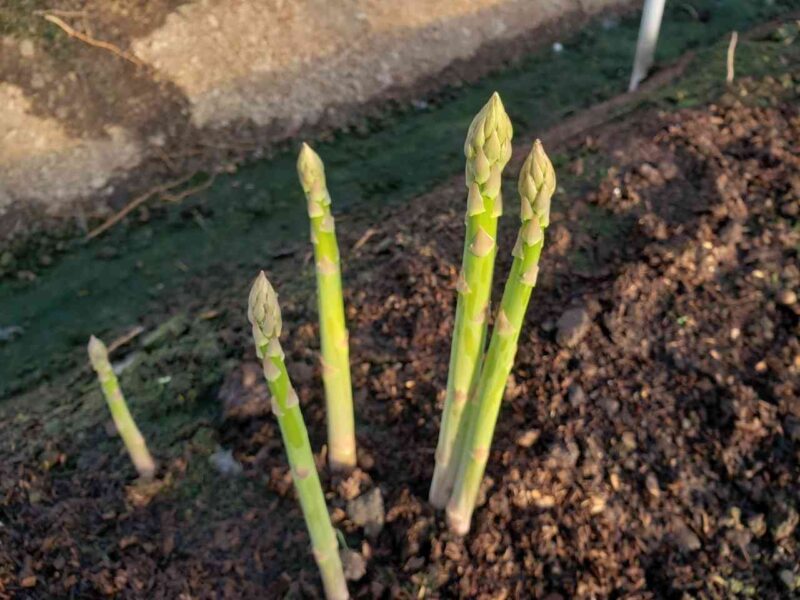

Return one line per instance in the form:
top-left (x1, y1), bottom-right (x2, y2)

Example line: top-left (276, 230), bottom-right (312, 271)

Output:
top-left (87, 336), bottom-right (156, 480)
top-left (464, 92), bottom-right (514, 190)
top-left (447, 141), bottom-right (556, 535)
top-left (247, 272), bottom-right (349, 600)
top-left (430, 93), bottom-right (513, 508)
top-left (298, 142), bottom-right (332, 214)
top-left (248, 270), bottom-right (282, 358)
top-left (518, 139), bottom-right (556, 228)
top-left (297, 144), bottom-right (357, 472)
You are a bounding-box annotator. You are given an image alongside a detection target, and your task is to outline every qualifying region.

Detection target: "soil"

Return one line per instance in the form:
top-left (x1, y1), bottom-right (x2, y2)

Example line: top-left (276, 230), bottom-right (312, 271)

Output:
top-left (1, 60), bottom-right (798, 599)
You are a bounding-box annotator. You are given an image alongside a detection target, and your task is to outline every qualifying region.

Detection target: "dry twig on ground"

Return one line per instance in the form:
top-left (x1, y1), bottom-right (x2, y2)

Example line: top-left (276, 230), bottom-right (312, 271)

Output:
top-left (161, 174), bottom-right (216, 203)
top-left (107, 326), bottom-right (145, 354)
top-left (85, 173), bottom-right (195, 240)
top-left (42, 14), bottom-right (145, 68)
top-left (727, 31), bottom-right (738, 84)
top-left (352, 227), bottom-right (377, 252)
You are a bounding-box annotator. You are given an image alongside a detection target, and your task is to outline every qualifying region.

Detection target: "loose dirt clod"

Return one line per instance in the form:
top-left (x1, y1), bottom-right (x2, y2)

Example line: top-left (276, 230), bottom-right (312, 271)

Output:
top-left (347, 488), bottom-right (385, 538)
top-left (208, 448), bottom-right (243, 477)
top-left (340, 548), bottom-right (367, 581)
top-left (555, 306), bottom-right (591, 347)
top-left (218, 363), bottom-right (271, 420)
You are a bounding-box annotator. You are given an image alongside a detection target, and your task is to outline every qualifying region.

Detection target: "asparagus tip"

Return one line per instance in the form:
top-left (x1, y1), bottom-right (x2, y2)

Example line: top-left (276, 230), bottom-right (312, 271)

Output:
top-left (87, 335), bottom-right (108, 370)
top-left (518, 139), bottom-right (556, 227)
top-left (464, 92), bottom-right (513, 190)
top-left (248, 271), bottom-right (282, 353)
top-left (297, 142), bottom-right (326, 191)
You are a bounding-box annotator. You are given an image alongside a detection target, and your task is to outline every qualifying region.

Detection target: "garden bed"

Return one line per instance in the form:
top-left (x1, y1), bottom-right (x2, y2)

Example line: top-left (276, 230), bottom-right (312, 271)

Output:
top-left (1, 28), bottom-right (799, 600)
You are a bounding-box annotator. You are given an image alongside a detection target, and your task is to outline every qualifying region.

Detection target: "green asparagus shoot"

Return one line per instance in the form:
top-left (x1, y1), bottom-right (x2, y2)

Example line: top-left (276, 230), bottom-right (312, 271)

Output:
top-left (248, 271), bottom-right (349, 600)
top-left (429, 92), bottom-right (514, 508)
top-left (446, 140), bottom-right (556, 535)
top-left (297, 143), bottom-right (357, 472)
top-left (87, 335), bottom-right (156, 480)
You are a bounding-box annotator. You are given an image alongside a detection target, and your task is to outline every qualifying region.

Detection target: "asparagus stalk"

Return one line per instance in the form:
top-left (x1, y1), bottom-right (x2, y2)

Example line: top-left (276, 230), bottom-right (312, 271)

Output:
top-left (87, 336), bottom-right (156, 480)
top-left (297, 144), bottom-right (357, 472)
top-left (446, 140), bottom-right (556, 535)
top-left (429, 92), bottom-right (513, 508)
top-left (248, 272), bottom-right (349, 600)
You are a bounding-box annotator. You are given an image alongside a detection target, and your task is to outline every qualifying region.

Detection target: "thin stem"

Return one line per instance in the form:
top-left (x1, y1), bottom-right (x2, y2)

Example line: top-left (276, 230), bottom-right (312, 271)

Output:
top-left (88, 336), bottom-right (156, 480)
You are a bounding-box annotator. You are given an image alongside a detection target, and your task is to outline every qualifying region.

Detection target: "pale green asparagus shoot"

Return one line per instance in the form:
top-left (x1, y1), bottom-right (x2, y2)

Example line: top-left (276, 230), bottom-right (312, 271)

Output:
top-left (297, 143), bottom-right (357, 472)
top-left (429, 92), bottom-right (513, 508)
top-left (447, 140), bottom-right (555, 535)
top-left (248, 271), bottom-right (349, 600)
top-left (87, 336), bottom-right (156, 480)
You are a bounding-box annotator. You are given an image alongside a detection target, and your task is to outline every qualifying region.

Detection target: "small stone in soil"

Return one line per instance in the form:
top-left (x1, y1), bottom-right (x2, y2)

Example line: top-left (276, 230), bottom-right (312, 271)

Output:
top-left (621, 431), bottom-right (637, 451)
top-left (588, 495), bottom-right (606, 515)
top-left (357, 447), bottom-right (375, 470)
top-left (639, 163), bottom-right (664, 186)
top-left (347, 488), bottom-right (385, 538)
top-left (780, 570), bottom-right (800, 591)
top-left (531, 491), bottom-right (556, 509)
top-left (778, 289), bottom-right (797, 306)
top-left (719, 221), bottom-right (743, 245)
top-left (540, 318), bottom-right (556, 333)
top-left (658, 160), bottom-right (679, 179)
top-left (516, 429), bottom-right (540, 448)
top-left (208, 448), bottom-right (243, 477)
top-left (568, 384), bottom-right (586, 407)
top-left (748, 514), bottom-right (767, 537)
top-left (555, 306), bottom-right (591, 348)
top-left (772, 507), bottom-right (798, 541)
top-left (781, 201), bottom-right (799, 217)
top-left (645, 473), bottom-right (660, 498)
top-left (340, 548), bottom-right (367, 581)
top-left (670, 519), bottom-right (702, 552)
top-left (601, 397), bottom-right (620, 416)
top-left (0, 325), bottom-right (24, 342)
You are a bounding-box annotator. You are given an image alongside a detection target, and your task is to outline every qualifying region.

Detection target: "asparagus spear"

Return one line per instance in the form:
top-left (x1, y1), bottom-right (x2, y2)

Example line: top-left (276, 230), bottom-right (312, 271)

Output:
top-left (429, 92), bottom-right (513, 508)
top-left (446, 140), bottom-right (555, 535)
top-left (248, 272), bottom-right (349, 600)
top-left (87, 336), bottom-right (156, 480)
top-left (297, 143), bottom-right (357, 472)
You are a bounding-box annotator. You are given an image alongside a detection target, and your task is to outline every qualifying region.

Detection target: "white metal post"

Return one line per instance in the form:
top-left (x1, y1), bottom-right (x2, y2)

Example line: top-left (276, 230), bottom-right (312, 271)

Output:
top-left (629, 0), bottom-right (667, 91)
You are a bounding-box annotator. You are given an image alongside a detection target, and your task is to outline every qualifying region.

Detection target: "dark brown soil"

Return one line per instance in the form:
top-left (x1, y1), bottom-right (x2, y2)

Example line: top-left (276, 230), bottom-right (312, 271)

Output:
top-left (1, 77), bottom-right (798, 598)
